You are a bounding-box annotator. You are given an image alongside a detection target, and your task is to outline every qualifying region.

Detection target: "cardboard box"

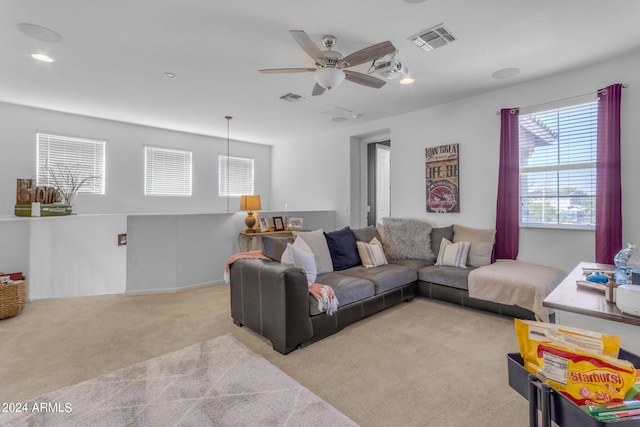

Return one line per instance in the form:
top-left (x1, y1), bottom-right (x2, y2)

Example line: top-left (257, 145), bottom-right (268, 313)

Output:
top-left (14, 203), bottom-right (72, 217)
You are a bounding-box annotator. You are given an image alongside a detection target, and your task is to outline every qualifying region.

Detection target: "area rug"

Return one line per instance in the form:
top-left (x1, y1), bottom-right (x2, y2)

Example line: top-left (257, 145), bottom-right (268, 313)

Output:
top-left (0, 334), bottom-right (357, 427)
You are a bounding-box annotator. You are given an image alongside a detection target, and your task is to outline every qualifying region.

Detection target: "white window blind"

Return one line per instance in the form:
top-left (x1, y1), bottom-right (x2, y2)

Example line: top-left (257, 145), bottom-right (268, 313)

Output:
top-left (144, 146), bottom-right (192, 196)
top-left (519, 101), bottom-right (597, 229)
top-left (36, 133), bottom-right (105, 194)
top-left (218, 155), bottom-right (254, 197)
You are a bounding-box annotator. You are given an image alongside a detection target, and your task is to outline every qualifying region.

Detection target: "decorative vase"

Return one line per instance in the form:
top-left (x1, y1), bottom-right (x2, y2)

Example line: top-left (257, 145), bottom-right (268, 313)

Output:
top-left (67, 193), bottom-right (77, 214)
top-left (614, 244), bottom-right (640, 285)
top-left (615, 244), bottom-right (634, 268)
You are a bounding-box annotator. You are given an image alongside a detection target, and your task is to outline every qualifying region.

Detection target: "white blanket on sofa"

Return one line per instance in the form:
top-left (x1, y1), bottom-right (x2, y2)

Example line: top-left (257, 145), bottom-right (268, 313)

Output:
top-left (468, 260), bottom-right (565, 321)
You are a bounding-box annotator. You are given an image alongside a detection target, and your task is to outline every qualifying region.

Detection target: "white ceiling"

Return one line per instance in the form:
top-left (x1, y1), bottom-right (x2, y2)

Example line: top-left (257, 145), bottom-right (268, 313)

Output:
top-left (2, 0), bottom-right (640, 145)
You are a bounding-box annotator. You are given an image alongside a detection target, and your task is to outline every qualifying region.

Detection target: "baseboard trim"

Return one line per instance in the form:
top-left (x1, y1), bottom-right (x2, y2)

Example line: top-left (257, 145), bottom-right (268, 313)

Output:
top-left (125, 279), bottom-right (226, 296)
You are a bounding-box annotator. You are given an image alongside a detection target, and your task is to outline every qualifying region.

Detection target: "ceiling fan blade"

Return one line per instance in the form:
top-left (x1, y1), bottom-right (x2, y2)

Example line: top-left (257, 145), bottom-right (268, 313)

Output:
top-left (337, 41), bottom-right (396, 68)
top-left (289, 30), bottom-right (324, 61)
top-left (259, 68), bottom-right (316, 74)
top-left (312, 83), bottom-right (326, 96)
top-left (345, 71), bottom-right (387, 89)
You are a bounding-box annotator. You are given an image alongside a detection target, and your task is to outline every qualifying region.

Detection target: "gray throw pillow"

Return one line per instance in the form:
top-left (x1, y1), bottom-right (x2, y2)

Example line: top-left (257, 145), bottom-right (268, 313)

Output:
top-left (431, 225), bottom-right (454, 260)
top-left (292, 230), bottom-right (334, 274)
top-left (380, 218), bottom-right (433, 260)
top-left (261, 235), bottom-right (293, 262)
top-left (452, 224), bottom-right (496, 267)
top-left (352, 225), bottom-right (382, 243)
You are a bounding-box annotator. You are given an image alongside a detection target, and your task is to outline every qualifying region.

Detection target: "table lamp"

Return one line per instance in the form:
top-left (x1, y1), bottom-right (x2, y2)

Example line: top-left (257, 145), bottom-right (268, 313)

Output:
top-left (240, 195), bottom-right (261, 233)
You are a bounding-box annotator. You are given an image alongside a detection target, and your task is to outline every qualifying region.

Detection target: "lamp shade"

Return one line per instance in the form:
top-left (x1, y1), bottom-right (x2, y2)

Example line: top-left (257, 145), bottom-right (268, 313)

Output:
top-left (240, 195), bottom-right (261, 212)
top-left (314, 68), bottom-right (346, 90)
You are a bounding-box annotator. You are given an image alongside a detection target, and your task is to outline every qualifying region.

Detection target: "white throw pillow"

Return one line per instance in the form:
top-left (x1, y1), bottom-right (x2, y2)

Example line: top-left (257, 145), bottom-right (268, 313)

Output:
top-left (281, 237), bottom-right (318, 284)
top-left (436, 238), bottom-right (470, 268)
top-left (356, 237), bottom-right (388, 268)
top-left (292, 229), bottom-right (333, 274)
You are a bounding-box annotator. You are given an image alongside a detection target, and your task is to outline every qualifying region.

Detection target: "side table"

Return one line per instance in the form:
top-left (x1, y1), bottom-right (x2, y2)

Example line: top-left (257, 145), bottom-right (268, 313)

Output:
top-left (238, 230), bottom-right (298, 252)
top-left (543, 261), bottom-right (640, 354)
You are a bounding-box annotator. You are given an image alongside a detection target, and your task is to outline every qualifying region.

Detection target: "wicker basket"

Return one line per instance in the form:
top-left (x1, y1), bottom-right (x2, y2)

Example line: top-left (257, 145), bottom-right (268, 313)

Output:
top-left (0, 276), bottom-right (26, 320)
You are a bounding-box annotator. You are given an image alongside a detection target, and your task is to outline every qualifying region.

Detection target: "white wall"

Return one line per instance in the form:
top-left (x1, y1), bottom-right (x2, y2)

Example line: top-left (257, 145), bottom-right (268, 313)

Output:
top-left (0, 214), bottom-right (127, 300)
top-left (272, 51), bottom-right (640, 272)
top-left (0, 103), bottom-right (272, 215)
top-left (125, 210), bottom-right (336, 294)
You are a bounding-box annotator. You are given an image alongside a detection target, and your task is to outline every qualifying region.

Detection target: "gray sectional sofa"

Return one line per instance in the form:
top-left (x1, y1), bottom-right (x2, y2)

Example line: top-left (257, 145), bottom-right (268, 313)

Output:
top-left (229, 221), bottom-right (535, 354)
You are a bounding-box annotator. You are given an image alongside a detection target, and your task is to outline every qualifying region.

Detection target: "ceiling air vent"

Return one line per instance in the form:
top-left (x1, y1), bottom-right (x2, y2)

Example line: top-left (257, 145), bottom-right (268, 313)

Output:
top-left (279, 92), bottom-right (304, 102)
top-left (410, 24), bottom-right (456, 52)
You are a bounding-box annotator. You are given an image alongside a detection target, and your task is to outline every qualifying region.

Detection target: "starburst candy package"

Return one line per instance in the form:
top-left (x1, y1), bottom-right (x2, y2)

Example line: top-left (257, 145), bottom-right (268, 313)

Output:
top-left (514, 319), bottom-right (620, 374)
top-left (536, 343), bottom-right (636, 405)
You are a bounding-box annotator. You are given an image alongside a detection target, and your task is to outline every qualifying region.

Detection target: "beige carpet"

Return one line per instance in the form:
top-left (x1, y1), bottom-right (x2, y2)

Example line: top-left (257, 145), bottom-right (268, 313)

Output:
top-left (0, 334), bottom-right (357, 427)
top-left (0, 285), bottom-right (530, 426)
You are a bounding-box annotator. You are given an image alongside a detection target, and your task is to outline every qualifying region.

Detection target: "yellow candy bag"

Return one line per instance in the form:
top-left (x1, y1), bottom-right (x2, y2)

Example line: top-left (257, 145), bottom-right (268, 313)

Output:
top-left (514, 319), bottom-right (620, 374)
top-left (537, 343), bottom-right (636, 405)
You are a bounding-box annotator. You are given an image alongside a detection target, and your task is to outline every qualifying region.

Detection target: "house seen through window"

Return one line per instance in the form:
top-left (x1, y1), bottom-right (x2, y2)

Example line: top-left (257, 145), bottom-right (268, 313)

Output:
top-left (519, 101), bottom-right (597, 229)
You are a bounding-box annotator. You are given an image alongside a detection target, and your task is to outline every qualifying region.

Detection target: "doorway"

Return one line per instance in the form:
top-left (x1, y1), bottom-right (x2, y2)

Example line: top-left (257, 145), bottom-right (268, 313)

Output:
top-left (367, 141), bottom-right (391, 226)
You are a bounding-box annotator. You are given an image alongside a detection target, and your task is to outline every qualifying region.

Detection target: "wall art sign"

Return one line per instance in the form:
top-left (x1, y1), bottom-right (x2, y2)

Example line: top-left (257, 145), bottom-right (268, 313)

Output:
top-left (425, 143), bottom-right (459, 213)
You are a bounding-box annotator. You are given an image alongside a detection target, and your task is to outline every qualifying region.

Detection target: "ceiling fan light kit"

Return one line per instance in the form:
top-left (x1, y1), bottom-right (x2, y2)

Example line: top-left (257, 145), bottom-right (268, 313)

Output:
top-left (373, 54), bottom-right (412, 83)
top-left (314, 67), bottom-right (346, 90)
top-left (259, 30), bottom-right (396, 96)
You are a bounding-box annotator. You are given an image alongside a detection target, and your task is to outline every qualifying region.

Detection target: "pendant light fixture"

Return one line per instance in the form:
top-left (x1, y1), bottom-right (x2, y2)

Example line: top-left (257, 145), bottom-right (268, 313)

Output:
top-left (225, 115), bottom-right (232, 213)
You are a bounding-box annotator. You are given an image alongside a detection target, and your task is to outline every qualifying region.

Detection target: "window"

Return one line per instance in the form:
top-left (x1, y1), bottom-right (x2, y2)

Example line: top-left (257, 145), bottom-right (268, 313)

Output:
top-left (144, 146), bottom-right (192, 196)
top-left (519, 102), bottom-right (597, 229)
top-left (218, 155), bottom-right (254, 196)
top-left (37, 133), bottom-right (105, 194)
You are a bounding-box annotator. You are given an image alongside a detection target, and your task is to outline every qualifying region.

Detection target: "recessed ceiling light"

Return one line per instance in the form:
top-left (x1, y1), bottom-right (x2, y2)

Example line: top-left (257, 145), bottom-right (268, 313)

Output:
top-left (163, 72), bottom-right (176, 79)
top-left (31, 53), bottom-right (55, 63)
top-left (400, 76), bottom-right (414, 85)
top-left (492, 67), bottom-right (520, 79)
top-left (17, 23), bottom-right (62, 42)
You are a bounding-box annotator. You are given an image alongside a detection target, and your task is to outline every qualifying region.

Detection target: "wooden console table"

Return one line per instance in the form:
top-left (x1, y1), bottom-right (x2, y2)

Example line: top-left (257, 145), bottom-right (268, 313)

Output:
top-left (238, 230), bottom-right (297, 252)
top-left (543, 262), bottom-right (640, 353)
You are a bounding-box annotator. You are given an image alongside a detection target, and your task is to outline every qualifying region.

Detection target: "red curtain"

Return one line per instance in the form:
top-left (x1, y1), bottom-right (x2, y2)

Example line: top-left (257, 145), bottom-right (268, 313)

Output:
top-left (495, 108), bottom-right (520, 260)
top-left (595, 84), bottom-right (623, 264)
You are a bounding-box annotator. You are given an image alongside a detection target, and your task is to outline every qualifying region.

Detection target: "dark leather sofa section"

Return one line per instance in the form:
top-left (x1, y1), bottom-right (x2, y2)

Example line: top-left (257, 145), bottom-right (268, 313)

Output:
top-left (230, 258), bottom-right (417, 354)
top-left (230, 258), bottom-right (535, 354)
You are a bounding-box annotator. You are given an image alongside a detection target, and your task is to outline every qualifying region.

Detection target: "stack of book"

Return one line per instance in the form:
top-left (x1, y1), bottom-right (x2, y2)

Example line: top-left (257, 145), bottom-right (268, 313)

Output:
top-left (0, 272), bottom-right (24, 285)
top-left (14, 178), bottom-right (71, 217)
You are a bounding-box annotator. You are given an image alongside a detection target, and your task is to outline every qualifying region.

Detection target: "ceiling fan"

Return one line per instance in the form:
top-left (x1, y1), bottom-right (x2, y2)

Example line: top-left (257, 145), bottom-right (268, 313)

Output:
top-left (259, 30), bottom-right (396, 96)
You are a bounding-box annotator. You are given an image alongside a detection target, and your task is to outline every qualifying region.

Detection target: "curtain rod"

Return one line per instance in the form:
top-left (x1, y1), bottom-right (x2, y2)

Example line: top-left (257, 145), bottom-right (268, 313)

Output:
top-left (495, 83), bottom-right (629, 115)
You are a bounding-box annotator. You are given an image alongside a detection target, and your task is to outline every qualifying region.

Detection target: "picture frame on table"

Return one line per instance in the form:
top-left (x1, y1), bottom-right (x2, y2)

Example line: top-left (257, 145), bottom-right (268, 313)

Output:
top-left (288, 217), bottom-right (304, 230)
top-left (272, 216), bottom-right (285, 231)
top-left (258, 216), bottom-right (269, 232)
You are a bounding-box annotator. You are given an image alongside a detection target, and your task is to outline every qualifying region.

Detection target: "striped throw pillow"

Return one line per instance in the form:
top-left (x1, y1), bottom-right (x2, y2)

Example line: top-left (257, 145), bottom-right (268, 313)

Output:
top-left (436, 238), bottom-right (469, 268)
top-left (356, 237), bottom-right (388, 268)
